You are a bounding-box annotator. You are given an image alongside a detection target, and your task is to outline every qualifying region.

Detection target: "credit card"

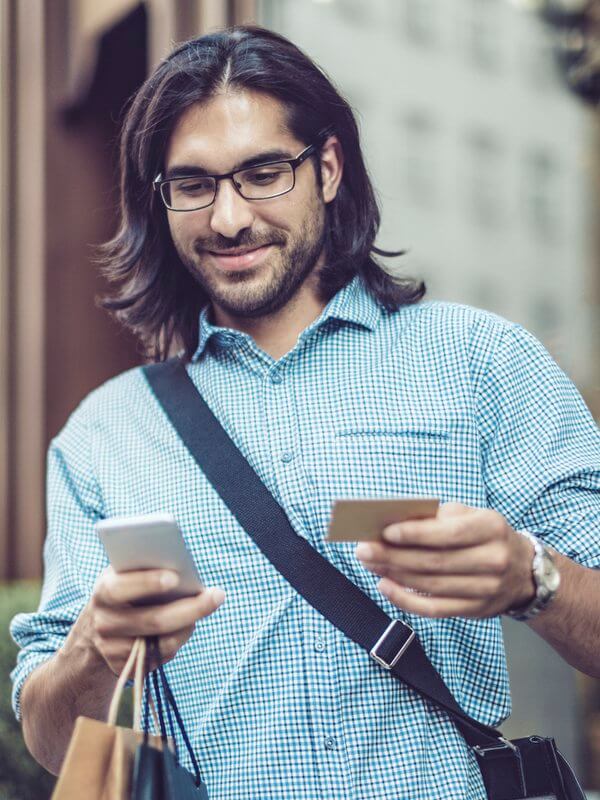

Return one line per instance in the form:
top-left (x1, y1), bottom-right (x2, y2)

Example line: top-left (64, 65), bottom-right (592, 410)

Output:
top-left (326, 497), bottom-right (440, 542)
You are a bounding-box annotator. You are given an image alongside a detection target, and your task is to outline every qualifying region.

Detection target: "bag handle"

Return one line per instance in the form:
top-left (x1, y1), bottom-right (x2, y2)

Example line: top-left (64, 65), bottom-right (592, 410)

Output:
top-left (107, 637), bottom-right (143, 727)
top-left (106, 638), bottom-right (160, 732)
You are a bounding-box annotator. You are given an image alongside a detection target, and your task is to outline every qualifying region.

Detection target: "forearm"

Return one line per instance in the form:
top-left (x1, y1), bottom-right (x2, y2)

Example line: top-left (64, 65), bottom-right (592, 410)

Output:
top-left (20, 611), bottom-right (117, 775)
top-left (528, 550), bottom-right (600, 677)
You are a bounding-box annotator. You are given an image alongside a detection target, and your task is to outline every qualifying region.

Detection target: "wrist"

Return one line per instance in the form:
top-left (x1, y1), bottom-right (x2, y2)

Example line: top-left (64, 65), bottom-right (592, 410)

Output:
top-left (510, 532), bottom-right (537, 610)
top-left (505, 531), bottom-right (561, 622)
top-left (60, 604), bottom-right (115, 679)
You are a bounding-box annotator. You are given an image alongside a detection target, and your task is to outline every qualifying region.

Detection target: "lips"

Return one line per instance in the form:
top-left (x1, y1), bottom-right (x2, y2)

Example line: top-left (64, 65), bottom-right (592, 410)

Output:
top-left (207, 244), bottom-right (274, 271)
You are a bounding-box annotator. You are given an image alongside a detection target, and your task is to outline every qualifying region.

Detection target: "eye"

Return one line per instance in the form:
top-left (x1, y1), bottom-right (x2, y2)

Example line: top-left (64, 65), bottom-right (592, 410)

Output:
top-left (175, 178), bottom-right (214, 194)
top-left (243, 167), bottom-right (288, 185)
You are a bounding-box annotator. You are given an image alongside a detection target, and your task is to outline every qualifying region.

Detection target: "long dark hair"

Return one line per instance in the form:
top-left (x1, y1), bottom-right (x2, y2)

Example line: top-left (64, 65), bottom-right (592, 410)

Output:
top-left (98, 25), bottom-right (425, 362)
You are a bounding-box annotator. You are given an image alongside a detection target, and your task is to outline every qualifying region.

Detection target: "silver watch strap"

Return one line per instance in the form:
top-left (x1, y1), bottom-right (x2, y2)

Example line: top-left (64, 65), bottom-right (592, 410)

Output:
top-left (505, 531), bottom-right (559, 622)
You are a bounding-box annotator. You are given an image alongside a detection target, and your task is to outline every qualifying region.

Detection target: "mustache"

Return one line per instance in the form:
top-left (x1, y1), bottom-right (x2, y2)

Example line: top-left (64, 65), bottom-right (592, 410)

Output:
top-left (195, 231), bottom-right (286, 254)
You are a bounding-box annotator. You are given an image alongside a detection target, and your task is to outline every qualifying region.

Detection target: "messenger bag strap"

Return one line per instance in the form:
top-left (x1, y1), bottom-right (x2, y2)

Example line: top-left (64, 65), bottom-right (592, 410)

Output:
top-left (143, 356), bottom-right (506, 751)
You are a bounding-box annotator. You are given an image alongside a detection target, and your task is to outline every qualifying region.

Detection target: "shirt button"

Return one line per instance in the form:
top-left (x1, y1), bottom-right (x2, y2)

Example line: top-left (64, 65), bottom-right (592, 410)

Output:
top-left (315, 638), bottom-right (326, 653)
top-left (281, 451), bottom-right (294, 464)
top-left (270, 371), bottom-right (283, 384)
top-left (324, 736), bottom-right (337, 750)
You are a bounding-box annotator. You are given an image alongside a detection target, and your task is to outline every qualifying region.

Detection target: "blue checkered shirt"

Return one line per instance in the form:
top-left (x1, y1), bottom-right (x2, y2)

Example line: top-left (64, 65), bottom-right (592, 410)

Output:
top-left (11, 276), bottom-right (600, 799)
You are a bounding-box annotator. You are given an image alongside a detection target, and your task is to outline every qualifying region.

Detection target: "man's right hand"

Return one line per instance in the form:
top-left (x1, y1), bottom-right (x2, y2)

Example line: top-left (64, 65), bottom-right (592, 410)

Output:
top-left (20, 568), bottom-right (225, 775)
top-left (81, 567), bottom-right (226, 675)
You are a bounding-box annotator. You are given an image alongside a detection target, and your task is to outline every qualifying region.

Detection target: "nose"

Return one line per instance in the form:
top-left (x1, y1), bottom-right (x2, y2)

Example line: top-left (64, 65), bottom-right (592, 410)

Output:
top-left (208, 178), bottom-right (255, 239)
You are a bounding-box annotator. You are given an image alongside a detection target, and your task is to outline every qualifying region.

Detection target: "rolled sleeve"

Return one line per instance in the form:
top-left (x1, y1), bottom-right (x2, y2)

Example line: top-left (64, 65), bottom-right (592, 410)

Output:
top-left (10, 402), bottom-right (108, 720)
top-left (476, 322), bottom-right (600, 567)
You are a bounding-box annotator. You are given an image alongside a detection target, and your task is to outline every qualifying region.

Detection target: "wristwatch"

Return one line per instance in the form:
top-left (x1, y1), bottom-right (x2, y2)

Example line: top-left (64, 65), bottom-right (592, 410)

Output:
top-left (505, 530), bottom-right (561, 622)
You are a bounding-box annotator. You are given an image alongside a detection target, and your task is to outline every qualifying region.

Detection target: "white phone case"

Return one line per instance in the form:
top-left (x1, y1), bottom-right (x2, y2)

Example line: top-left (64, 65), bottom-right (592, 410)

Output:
top-left (96, 512), bottom-right (204, 604)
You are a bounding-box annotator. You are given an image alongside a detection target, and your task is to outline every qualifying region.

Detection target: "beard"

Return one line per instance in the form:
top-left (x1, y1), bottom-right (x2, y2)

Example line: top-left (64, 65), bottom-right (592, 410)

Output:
top-left (172, 198), bottom-right (328, 320)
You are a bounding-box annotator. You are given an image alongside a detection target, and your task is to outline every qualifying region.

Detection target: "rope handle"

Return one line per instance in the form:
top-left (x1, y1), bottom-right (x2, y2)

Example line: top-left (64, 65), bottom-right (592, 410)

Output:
top-left (108, 638), bottom-right (142, 726)
top-left (107, 638), bottom-right (159, 731)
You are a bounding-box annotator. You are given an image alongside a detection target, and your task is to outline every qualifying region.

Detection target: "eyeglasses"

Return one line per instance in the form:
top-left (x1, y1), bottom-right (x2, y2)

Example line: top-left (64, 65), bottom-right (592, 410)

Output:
top-left (153, 141), bottom-right (319, 212)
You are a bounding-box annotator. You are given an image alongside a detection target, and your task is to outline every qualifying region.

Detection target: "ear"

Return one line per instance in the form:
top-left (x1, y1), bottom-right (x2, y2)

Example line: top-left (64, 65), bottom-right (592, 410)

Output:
top-left (319, 135), bottom-right (344, 204)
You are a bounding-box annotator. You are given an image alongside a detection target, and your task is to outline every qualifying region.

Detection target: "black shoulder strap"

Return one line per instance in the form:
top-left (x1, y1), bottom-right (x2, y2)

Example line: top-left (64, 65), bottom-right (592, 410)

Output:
top-left (143, 357), bottom-right (505, 750)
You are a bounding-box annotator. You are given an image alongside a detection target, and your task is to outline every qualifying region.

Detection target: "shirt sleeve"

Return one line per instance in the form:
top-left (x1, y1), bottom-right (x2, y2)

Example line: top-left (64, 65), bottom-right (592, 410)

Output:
top-left (9, 401), bottom-right (108, 720)
top-left (475, 321), bottom-right (600, 568)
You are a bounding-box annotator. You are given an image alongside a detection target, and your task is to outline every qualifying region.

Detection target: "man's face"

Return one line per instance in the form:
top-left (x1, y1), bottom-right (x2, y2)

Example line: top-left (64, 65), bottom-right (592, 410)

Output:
top-left (163, 90), bottom-right (341, 320)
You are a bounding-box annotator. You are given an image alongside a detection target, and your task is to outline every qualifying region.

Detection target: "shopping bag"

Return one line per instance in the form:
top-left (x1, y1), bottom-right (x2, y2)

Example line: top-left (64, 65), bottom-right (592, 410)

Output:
top-left (132, 745), bottom-right (208, 800)
top-left (131, 637), bottom-right (209, 799)
top-left (51, 638), bottom-right (161, 800)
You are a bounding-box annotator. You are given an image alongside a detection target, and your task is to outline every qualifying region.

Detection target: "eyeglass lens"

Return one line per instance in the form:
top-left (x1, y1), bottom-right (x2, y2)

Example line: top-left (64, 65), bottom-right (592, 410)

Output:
top-left (162, 162), bottom-right (295, 210)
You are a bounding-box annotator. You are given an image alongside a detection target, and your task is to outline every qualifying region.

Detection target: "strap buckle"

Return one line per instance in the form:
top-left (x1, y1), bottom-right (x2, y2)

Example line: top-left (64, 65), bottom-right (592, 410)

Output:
top-left (370, 620), bottom-right (415, 670)
top-left (473, 737), bottom-right (518, 757)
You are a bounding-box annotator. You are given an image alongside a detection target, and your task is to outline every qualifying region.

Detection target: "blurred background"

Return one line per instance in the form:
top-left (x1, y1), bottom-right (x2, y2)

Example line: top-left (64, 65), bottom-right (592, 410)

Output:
top-left (0, 1), bottom-right (599, 798)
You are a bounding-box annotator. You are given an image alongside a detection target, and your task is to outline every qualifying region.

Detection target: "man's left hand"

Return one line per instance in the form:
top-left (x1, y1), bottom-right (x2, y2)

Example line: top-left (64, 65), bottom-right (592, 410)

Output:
top-left (356, 503), bottom-right (536, 618)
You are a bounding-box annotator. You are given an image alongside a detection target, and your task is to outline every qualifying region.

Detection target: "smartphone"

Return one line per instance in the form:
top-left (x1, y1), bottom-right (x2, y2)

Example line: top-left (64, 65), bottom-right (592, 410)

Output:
top-left (326, 497), bottom-right (440, 542)
top-left (96, 512), bottom-right (204, 604)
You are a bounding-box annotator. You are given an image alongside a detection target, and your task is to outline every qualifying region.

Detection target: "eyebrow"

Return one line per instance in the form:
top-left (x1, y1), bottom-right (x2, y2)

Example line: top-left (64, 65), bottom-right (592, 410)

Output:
top-left (163, 149), bottom-right (295, 180)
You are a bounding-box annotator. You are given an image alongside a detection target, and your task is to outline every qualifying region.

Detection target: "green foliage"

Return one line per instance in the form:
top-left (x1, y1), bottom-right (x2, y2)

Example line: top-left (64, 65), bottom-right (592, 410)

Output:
top-left (0, 582), bottom-right (136, 800)
top-left (0, 582), bottom-right (56, 800)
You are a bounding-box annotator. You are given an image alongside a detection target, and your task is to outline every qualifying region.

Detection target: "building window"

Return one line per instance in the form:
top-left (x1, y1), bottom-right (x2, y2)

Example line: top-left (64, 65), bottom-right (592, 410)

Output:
top-left (464, 128), bottom-right (505, 229)
top-left (522, 37), bottom-right (557, 90)
top-left (522, 147), bottom-right (561, 240)
top-left (336, 0), bottom-right (370, 27)
top-left (399, 109), bottom-right (440, 207)
top-left (463, 0), bottom-right (503, 73)
top-left (402, 0), bottom-right (437, 47)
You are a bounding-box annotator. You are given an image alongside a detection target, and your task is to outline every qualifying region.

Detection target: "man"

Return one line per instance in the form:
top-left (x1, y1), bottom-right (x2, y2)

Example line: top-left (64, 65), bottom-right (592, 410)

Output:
top-left (11, 25), bottom-right (600, 800)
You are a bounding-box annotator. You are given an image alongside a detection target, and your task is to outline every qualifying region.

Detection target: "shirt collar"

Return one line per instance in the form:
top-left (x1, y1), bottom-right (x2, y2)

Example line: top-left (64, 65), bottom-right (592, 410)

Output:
top-left (191, 275), bottom-right (382, 362)
top-left (321, 274), bottom-right (382, 333)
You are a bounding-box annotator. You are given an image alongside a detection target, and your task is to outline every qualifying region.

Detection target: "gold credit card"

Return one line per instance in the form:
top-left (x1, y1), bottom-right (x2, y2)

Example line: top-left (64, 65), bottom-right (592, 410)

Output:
top-left (326, 497), bottom-right (440, 542)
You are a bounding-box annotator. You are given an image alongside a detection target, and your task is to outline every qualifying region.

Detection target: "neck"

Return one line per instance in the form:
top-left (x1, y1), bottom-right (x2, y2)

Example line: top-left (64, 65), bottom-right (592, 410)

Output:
top-left (212, 270), bottom-right (328, 361)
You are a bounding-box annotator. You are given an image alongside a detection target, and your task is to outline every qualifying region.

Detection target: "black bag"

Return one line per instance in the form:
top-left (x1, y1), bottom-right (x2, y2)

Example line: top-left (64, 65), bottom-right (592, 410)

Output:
top-left (144, 357), bottom-right (588, 800)
top-left (132, 636), bottom-right (209, 800)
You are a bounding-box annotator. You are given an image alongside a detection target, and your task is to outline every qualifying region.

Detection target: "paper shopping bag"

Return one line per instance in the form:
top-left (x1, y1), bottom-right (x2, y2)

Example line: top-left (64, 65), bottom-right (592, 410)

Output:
top-left (51, 639), bottom-right (162, 800)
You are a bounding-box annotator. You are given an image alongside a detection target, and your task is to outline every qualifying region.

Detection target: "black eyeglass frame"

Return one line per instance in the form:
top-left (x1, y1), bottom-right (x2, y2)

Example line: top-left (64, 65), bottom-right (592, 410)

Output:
top-left (153, 140), bottom-right (321, 212)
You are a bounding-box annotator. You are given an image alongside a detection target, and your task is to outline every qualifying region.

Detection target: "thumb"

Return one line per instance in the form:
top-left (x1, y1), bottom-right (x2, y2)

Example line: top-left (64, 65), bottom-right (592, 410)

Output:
top-left (437, 502), bottom-right (472, 519)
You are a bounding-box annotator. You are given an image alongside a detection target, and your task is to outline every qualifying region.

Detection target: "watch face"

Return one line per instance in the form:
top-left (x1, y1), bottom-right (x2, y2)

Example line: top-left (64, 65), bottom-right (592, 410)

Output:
top-left (541, 552), bottom-right (561, 593)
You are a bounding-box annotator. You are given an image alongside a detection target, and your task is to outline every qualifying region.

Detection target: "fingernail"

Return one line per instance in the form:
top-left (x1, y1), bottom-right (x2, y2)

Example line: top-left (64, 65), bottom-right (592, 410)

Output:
top-left (161, 572), bottom-right (178, 589)
top-left (210, 587), bottom-right (226, 606)
top-left (356, 543), bottom-right (373, 560)
top-left (383, 525), bottom-right (402, 543)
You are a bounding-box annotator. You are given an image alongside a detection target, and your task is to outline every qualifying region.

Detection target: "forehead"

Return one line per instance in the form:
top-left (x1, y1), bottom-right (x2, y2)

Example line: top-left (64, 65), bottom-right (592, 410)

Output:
top-left (164, 90), bottom-right (300, 172)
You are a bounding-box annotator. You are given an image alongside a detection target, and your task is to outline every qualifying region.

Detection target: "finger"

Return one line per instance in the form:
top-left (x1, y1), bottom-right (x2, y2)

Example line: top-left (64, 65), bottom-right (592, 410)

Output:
top-left (156, 624), bottom-right (195, 665)
top-left (95, 587), bottom-right (225, 638)
top-left (357, 541), bottom-right (509, 576)
top-left (377, 578), bottom-right (488, 618)
top-left (381, 510), bottom-right (505, 549)
top-left (96, 636), bottom-right (138, 675)
top-left (95, 567), bottom-right (182, 606)
top-left (437, 502), bottom-right (472, 518)
top-left (376, 572), bottom-right (502, 599)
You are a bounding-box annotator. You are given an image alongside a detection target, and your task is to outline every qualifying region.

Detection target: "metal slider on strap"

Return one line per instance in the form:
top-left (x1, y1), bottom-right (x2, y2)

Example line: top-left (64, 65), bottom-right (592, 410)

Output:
top-left (473, 737), bottom-right (518, 757)
top-left (370, 619), bottom-right (415, 670)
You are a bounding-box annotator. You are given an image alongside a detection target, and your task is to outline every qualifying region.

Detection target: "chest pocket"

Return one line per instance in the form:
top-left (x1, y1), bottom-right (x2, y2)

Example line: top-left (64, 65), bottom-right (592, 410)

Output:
top-left (321, 422), bottom-right (485, 508)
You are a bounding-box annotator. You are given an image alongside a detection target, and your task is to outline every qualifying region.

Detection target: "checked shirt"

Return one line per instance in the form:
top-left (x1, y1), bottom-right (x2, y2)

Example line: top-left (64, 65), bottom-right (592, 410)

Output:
top-left (11, 275), bottom-right (600, 799)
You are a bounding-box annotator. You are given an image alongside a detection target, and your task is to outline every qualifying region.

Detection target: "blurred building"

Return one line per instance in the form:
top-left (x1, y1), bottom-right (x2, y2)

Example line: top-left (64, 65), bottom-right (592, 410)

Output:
top-left (0, 0), bottom-right (254, 581)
